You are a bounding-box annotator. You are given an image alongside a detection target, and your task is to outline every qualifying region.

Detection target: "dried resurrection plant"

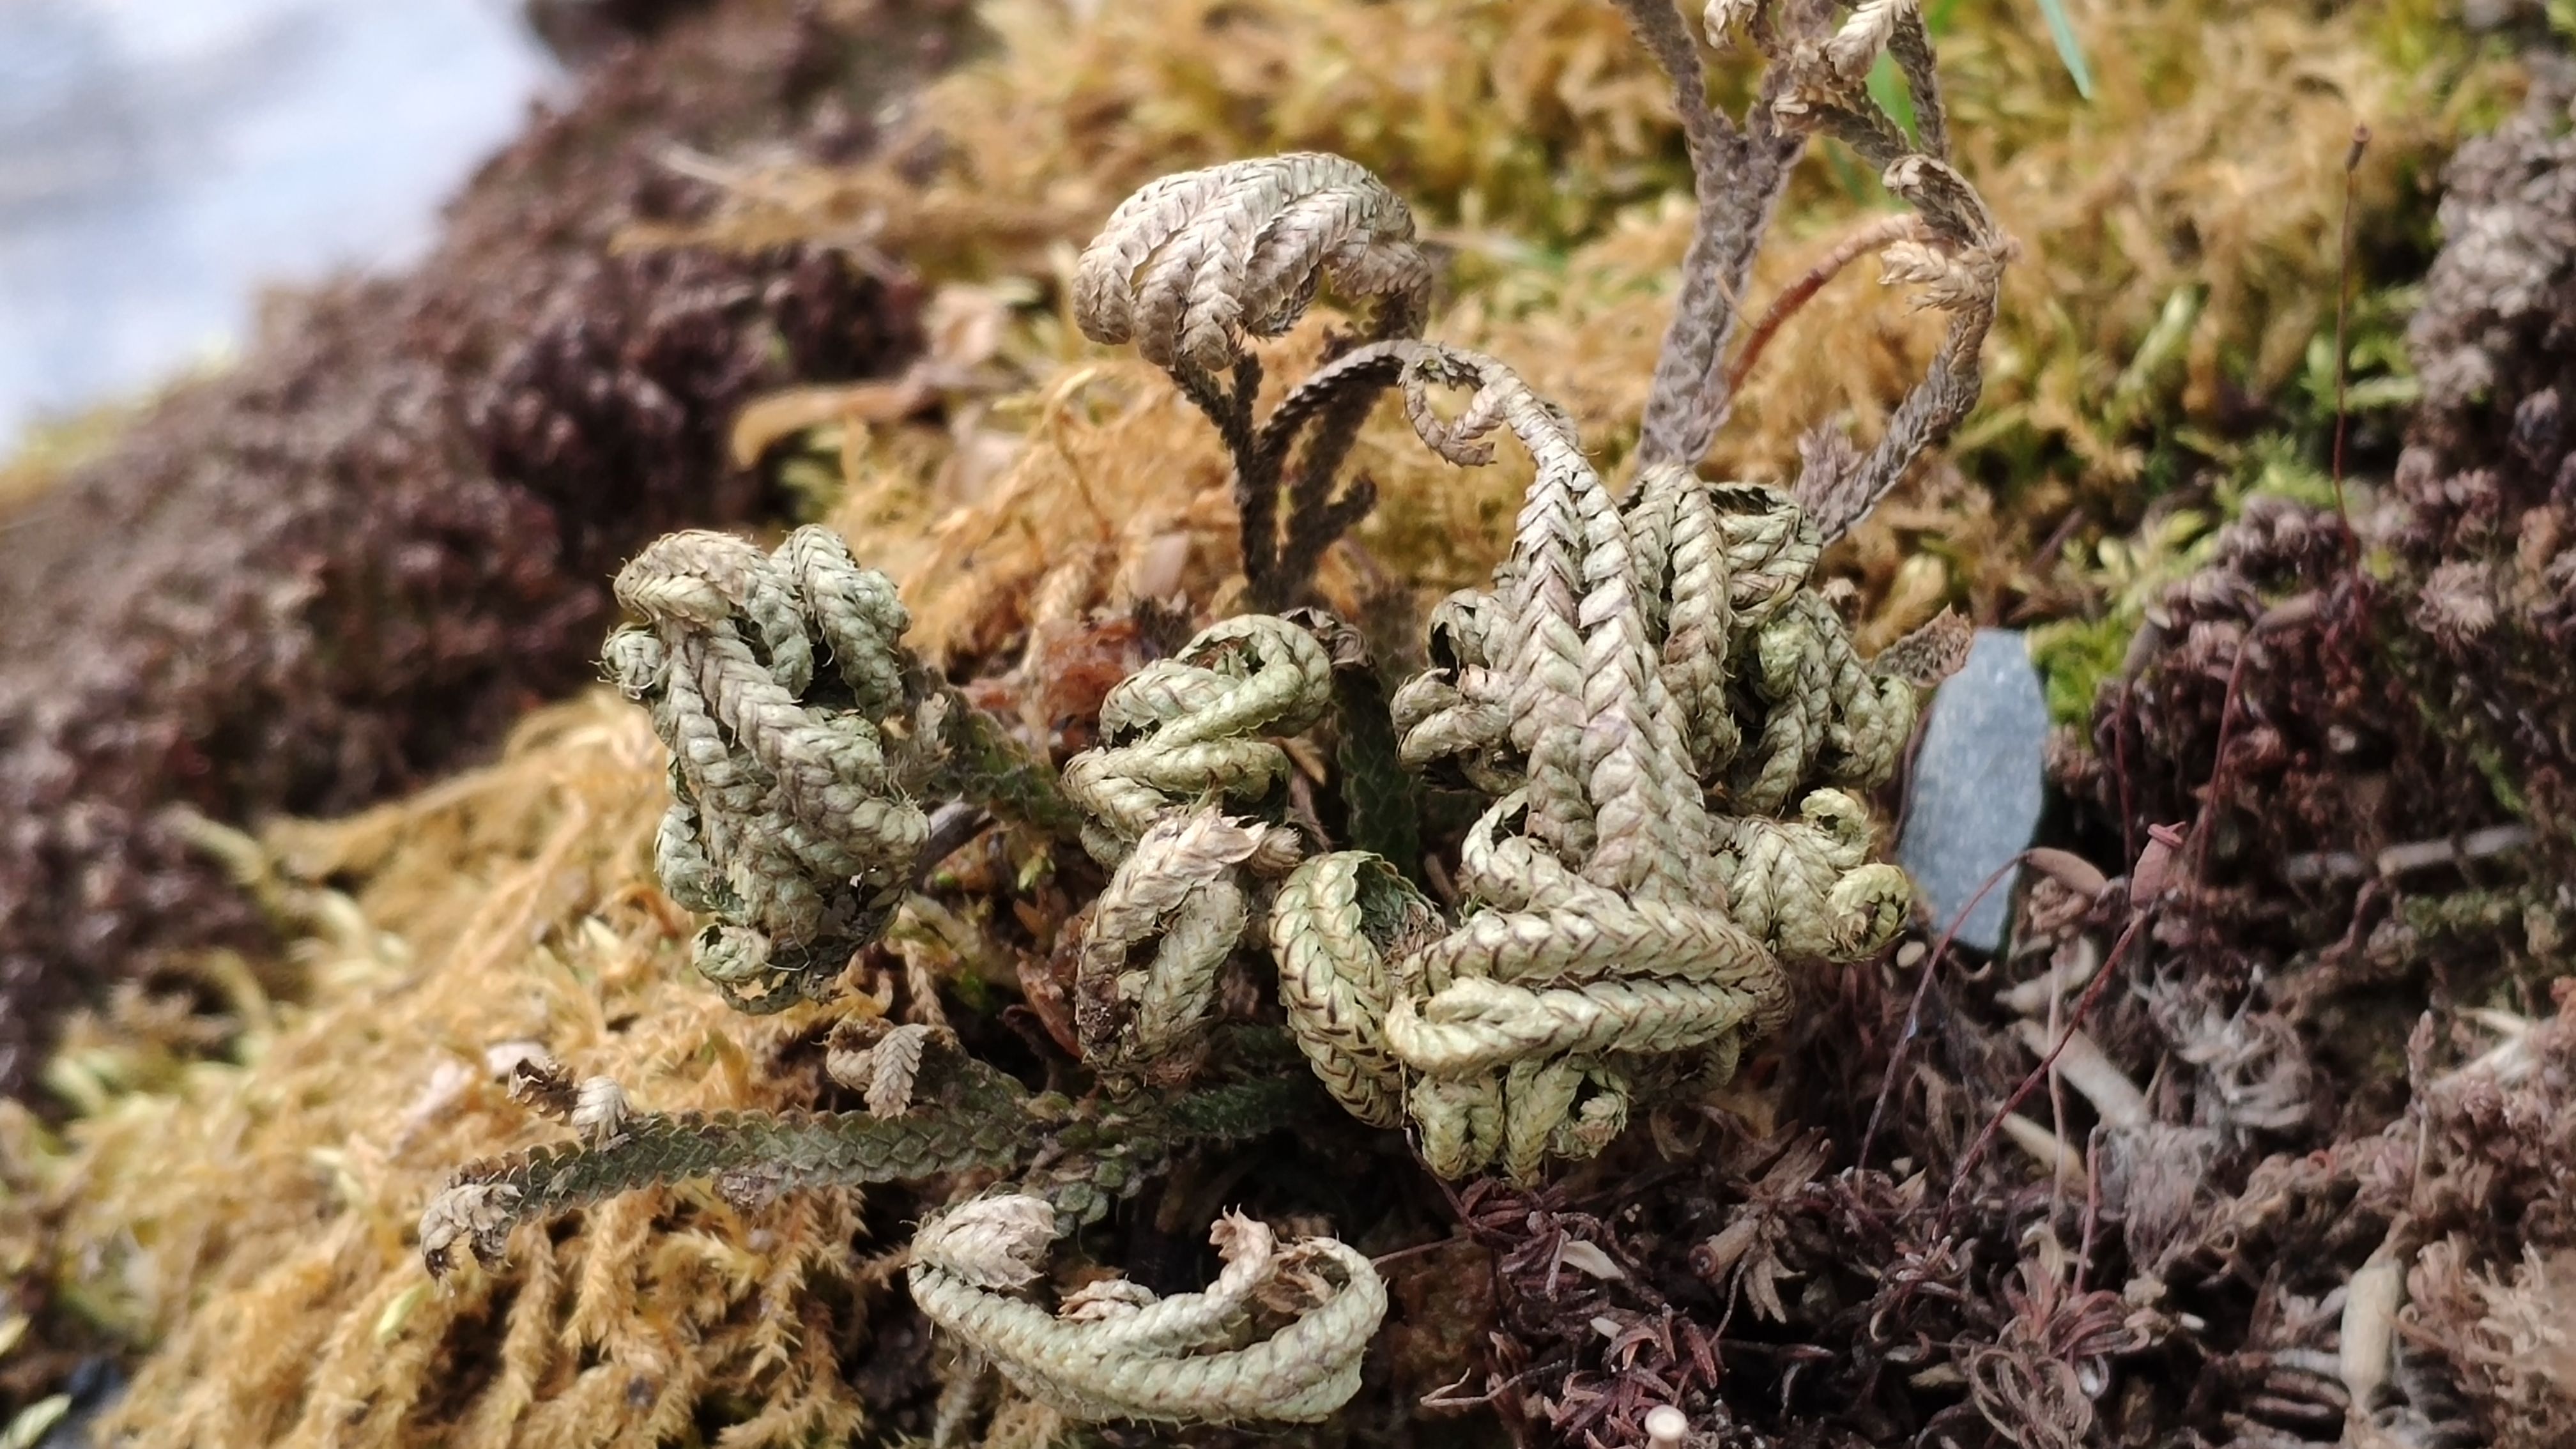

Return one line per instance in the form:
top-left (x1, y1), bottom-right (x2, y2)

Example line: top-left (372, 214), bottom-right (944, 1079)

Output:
top-left (424, 0), bottom-right (2002, 1432)
top-left (604, 527), bottom-right (937, 1010)
top-left (1073, 152), bottom-right (1434, 610)
top-left (908, 1196), bottom-right (1384, 1423)
top-left (605, 525), bottom-right (1079, 1009)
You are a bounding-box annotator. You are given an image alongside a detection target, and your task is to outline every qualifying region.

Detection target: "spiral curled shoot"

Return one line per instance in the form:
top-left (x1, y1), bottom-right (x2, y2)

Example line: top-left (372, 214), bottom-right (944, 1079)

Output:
top-left (1060, 614), bottom-right (1329, 1080)
top-left (606, 526), bottom-right (933, 1011)
top-left (1075, 154), bottom-right (1436, 608)
top-left (1711, 788), bottom-right (1915, 962)
top-left (1390, 588), bottom-right (1518, 795)
top-left (908, 1195), bottom-right (1386, 1424)
top-left (1269, 850), bottom-right (1445, 1131)
top-left (1075, 152), bottom-right (1430, 376)
top-left (1620, 466), bottom-right (1919, 813)
top-left (1259, 344), bottom-right (1924, 1180)
top-left (1075, 807), bottom-right (1279, 1082)
top-left (1823, 0), bottom-right (1916, 82)
top-left (608, 525), bottom-right (1078, 1013)
top-left (1060, 613), bottom-right (1333, 859)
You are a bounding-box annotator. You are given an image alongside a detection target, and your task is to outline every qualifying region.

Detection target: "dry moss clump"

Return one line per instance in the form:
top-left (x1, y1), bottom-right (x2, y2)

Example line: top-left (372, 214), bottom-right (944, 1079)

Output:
top-left (13, 693), bottom-right (916, 1446)
top-left (663, 0), bottom-right (2508, 632)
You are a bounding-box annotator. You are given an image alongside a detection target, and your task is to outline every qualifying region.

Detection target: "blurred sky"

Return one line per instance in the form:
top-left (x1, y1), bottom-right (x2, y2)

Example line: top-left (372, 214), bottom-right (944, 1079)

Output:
top-left (0, 0), bottom-right (561, 449)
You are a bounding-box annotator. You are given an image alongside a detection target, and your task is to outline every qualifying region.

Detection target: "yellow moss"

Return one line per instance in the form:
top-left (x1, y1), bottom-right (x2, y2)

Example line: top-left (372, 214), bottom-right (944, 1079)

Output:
top-left (0, 394), bottom-right (151, 521)
top-left (711, 0), bottom-right (2507, 623)
top-left (27, 695), bottom-right (890, 1447)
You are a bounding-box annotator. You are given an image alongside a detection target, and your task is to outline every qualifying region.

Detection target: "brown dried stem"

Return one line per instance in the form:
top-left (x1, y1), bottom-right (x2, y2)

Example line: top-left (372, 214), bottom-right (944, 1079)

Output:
top-left (1616, 0), bottom-right (1816, 472)
top-left (1722, 213), bottom-right (1927, 404)
top-left (1774, 26), bottom-right (2009, 541)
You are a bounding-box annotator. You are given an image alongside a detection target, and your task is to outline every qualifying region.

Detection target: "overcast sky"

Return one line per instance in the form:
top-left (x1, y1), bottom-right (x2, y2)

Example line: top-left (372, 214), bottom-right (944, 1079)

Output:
top-left (0, 0), bottom-right (560, 448)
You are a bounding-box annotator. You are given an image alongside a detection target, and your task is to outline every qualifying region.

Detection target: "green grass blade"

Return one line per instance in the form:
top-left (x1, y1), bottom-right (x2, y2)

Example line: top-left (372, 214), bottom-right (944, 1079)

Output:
top-left (1867, 54), bottom-right (1920, 144)
top-left (2034, 0), bottom-right (2096, 100)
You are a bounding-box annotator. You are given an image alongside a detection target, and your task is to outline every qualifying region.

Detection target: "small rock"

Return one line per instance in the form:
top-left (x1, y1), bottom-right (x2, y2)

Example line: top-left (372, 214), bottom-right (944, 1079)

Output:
top-left (35, 1356), bottom-right (126, 1449)
top-left (1897, 629), bottom-right (2048, 951)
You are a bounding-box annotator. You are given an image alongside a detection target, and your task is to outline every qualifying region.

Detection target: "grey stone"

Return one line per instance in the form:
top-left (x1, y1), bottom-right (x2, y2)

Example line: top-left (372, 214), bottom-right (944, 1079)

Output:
top-left (1896, 627), bottom-right (2048, 952)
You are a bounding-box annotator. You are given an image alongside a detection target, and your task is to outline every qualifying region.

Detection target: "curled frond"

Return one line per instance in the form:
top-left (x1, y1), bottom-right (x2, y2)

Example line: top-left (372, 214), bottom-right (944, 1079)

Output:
top-left (1375, 341), bottom-right (1621, 871)
top-left (1825, 0), bottom-right (1914, 82)
top-left (1270, 851), bottom-right (1445, 1128)
top-left (908, 1199), bottom-right (1386, 1423)
top-left (1075, 153), bottom-right (1429, 375)
top-left (610, 525), bottom-right (1077, 1011)
top-left (608, 526), bottom-right (930, 1011)
top-left (1075, 154), bottom-right (1433, 607)
top-left (1057, 614), bottom-right (1333, 1082)
top-left (1390, 588), bottom-right (1519, 795)
top-left (1062, 613), bottom-right (1333, 859)
top-left (912, 1194), bottom-right (1057, 1290)
top-left (1075, 808), bottom-right (1278, 1080)
top-left (1711, 788), bottom-right (1912, 962)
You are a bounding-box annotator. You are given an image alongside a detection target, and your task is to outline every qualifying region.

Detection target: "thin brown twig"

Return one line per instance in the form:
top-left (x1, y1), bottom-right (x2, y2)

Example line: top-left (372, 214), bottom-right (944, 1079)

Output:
top-left (1939, 907), bottom-right (2147, 1232)
top-left (2046, 953), bottom-right (2072, 1225)
top-left (2113, 677), bottom-right (2140, 875)
top-left (1858, 850), bottom-right (2027, 1174)
top-left (2329, 124), bottom-right (2371, 565)
top-left (1722, 214), bottom-right (1924, 405)
top-left (2074, 1123), bottom-right (2106, 1296)
top-left (1370, 1234), bottom-right (1470, 1268)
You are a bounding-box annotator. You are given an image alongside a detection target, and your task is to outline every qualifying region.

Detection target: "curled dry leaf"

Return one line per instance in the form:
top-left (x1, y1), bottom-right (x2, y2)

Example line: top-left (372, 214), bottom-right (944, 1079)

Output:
top-left (2023, 847), bottom-right (2111, 903)
top-left (1073, 153), bottom-right (1431, 374)
top-left (908, 1197), bottom-right (1387, 1423)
